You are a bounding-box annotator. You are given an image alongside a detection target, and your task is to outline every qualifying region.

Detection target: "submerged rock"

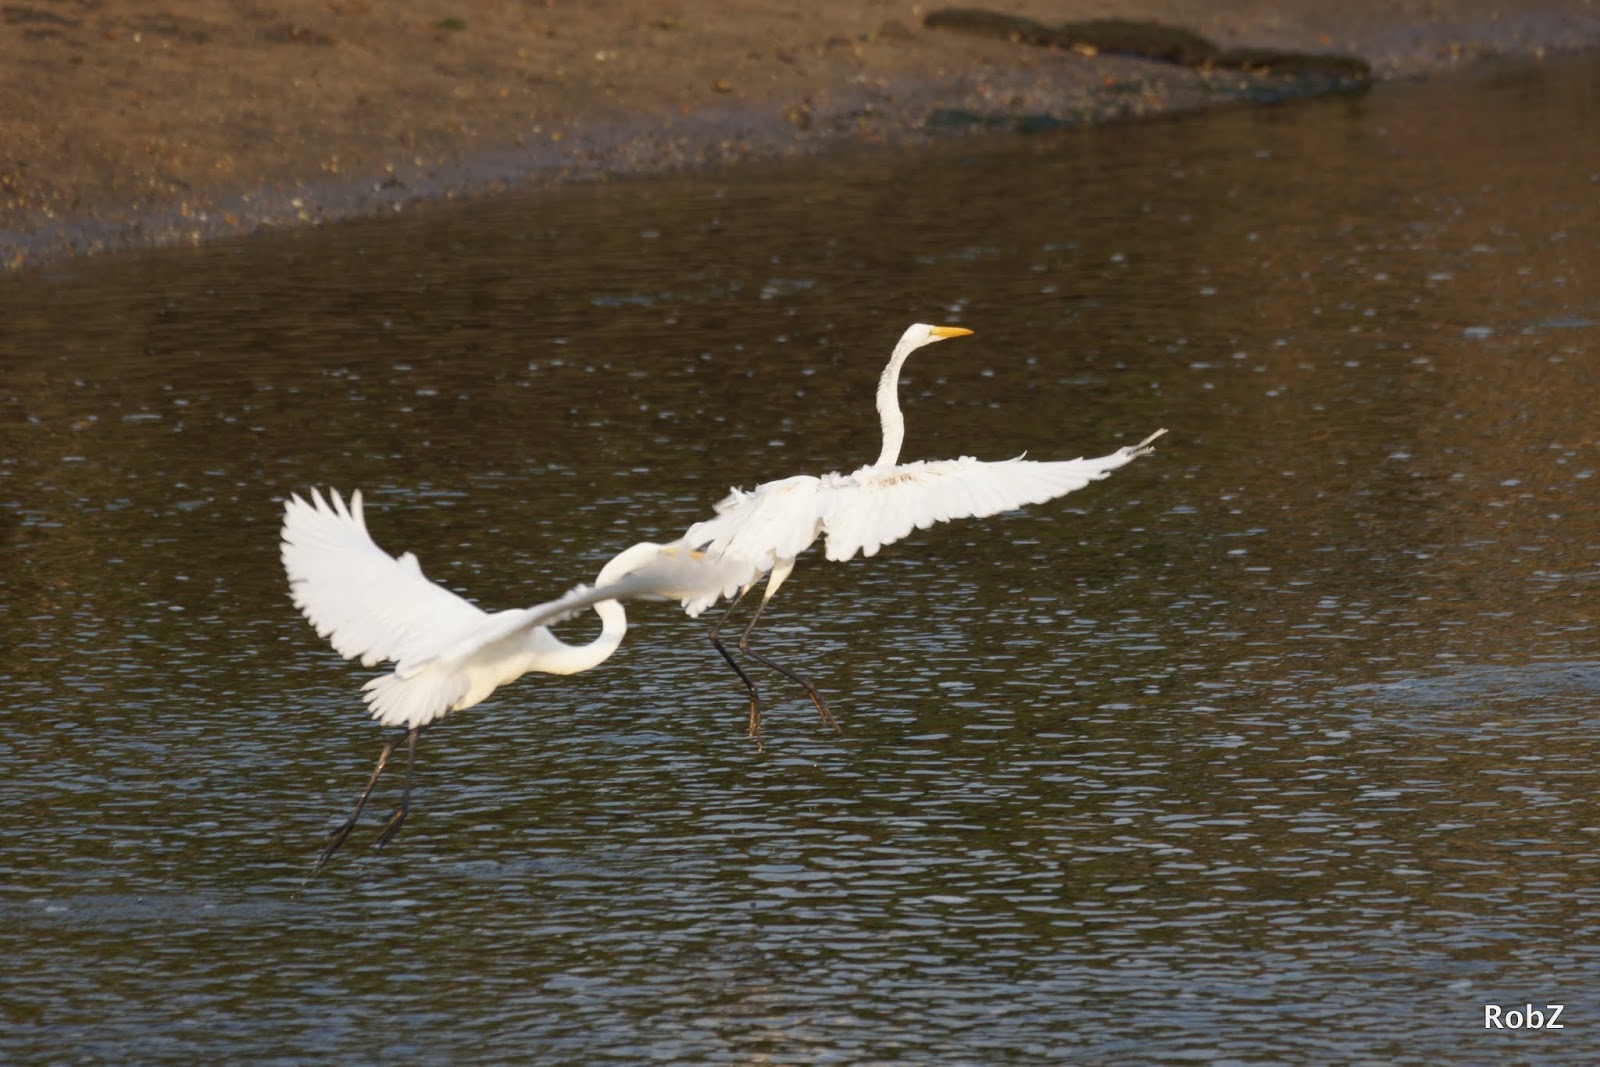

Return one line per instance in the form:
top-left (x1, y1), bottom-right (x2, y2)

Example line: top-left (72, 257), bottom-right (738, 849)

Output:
top-left (924, 9), bottom-right (1371, 82)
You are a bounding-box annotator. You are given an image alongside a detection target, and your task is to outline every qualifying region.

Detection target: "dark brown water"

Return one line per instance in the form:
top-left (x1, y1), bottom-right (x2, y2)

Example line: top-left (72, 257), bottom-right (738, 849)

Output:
top-left (3, 54), bottom-right (1597, 1063)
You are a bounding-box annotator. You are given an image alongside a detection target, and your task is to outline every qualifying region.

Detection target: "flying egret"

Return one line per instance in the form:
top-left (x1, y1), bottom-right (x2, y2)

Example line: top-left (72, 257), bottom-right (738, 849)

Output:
top-left (282, 487), bottom-right (754, 872)
top-left (676, 323), bottom-right (1167, 736)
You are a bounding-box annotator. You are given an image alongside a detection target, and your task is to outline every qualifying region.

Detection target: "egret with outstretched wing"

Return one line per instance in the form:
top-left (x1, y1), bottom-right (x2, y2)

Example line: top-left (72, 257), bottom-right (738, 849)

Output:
top-left (283, 488), bottom-right (754, 872)
top-left (677, 324), bottom-right (1166, 736)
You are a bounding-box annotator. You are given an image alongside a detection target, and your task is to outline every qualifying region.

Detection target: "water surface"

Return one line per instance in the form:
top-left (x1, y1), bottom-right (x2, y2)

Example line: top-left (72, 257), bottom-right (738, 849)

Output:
top-left (3, 54), bottom-right (1598, 1064)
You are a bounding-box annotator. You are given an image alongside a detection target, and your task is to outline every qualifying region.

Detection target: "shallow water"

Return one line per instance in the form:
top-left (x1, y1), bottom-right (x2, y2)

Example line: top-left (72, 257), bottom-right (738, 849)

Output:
top-left (3, 54), bottom-right (1598, 1063)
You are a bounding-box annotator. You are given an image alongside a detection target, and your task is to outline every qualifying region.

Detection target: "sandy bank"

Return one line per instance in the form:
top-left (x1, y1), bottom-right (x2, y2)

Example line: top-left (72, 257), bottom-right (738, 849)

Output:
top-left (1, 1), bottom-right (1596, 268)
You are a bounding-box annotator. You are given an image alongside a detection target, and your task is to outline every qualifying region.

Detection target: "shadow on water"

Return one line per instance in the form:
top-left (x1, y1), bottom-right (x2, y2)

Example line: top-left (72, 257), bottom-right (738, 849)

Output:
top-left (2, 53), bottom-right (1598, 1063)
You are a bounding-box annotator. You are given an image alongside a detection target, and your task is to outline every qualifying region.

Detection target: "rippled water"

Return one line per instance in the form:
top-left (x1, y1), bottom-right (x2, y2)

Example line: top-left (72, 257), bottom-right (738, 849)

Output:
top-left (4, 54), bottom-right (1598, 1063)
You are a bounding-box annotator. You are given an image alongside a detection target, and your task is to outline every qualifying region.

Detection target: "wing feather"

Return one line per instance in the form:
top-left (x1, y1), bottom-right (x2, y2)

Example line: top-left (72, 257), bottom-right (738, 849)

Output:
top-left (421, 545), bottom-right (761, 669)
top-left (280, 488), bottom-right (487, 668)
top-left (682, 475), bottom-right (824, 559)
top-left (677, 476), bottom-right (828, 615)
top-left (820, 433), bottom-right (1164, 562)
top-left (676, 430), bottom-right (1164, 611)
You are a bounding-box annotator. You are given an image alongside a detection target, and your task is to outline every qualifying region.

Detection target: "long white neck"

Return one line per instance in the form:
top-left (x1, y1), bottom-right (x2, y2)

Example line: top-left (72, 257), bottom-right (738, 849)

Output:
top-left (872, 331), bottom-right (921, 468)
top-left (531, 539), bottom-right (673, 676)
top-left (532, 599), bottom-right (627, 676)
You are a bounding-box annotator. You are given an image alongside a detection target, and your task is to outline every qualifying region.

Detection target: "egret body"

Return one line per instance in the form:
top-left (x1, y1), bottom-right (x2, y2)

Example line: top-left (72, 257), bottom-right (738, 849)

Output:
top-left (677, 324), bottom-right (1166, 735)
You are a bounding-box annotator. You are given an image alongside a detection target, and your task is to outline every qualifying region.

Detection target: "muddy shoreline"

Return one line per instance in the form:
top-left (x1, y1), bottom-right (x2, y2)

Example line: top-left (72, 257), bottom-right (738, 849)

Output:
top-left (3, 1), bottom-right (1597, 270)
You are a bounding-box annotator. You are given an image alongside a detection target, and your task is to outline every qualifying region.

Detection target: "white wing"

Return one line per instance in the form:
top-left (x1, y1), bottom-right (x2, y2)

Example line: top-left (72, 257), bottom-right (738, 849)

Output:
top-left (675, 430), bottom-right (1165, 615)
top-left (820, 429), bottom-right (1166, 562)
top-left (421, 544), bottom-right (763, 670)
top-left (285, 492), bottom-right (766, 727)
top-left (281, 488), bottom-right (487, 669)
top-left (683, 475), bottom-right (827, 568)
top-left (355, 542), bottom-right (763, 728)
top-left (680, 476), bottom-right (826, 580)
top-left (678, 474), bottom-right (828, 613)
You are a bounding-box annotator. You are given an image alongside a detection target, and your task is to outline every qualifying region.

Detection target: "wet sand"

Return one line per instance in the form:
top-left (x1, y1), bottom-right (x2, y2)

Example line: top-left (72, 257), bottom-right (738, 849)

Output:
top-left (2, 1), bottom-right (1597, 269)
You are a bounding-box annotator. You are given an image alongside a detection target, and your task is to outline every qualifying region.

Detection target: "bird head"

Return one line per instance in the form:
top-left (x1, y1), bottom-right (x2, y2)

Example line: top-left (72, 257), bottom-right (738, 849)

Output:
top-left (904, 323), bottom-right (973, 349)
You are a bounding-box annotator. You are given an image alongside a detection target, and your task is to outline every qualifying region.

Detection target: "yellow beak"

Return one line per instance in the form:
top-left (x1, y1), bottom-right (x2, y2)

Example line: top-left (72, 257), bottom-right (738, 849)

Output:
top-left (930, 326), bottom-right (974, 339)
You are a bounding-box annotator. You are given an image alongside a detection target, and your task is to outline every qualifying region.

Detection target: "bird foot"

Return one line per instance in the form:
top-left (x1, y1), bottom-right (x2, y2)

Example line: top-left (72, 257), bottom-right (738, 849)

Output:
top-left (811, 698), bottom-right (841, 734)
top-left (746, 702), bottom-right (767, 752)
top-left (312, 821), bottom-right (359, 876)
top-left (372, 804), bottom-right (410, 851)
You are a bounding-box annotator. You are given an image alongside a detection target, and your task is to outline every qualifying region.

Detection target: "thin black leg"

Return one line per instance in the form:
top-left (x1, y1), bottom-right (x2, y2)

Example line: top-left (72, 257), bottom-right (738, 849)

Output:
top-left (313, 729), bottom-right (404, 875)
top-left (709, 586), bottom-right (764, 738)
top-left (373, 725), bottom-right (423, 850)
top-left (736, 598), bottom-right (840, 733)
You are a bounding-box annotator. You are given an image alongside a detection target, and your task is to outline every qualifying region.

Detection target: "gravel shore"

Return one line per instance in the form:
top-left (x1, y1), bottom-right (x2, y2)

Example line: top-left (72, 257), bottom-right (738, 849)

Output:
top-left (2, 1), bottom-right (1597, 268)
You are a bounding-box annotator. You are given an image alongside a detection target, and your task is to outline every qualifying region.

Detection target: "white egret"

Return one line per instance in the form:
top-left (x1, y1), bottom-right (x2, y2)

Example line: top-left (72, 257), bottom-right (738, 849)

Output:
top-left (282, 487), bottom-right (754, 872)
top-left (676, 323), bottom-right (1167, 736)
